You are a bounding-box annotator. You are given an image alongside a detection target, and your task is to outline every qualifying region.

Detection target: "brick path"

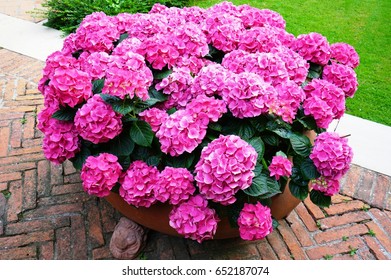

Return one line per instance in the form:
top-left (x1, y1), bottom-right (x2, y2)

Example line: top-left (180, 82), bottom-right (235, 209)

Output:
top-left (0, 48), bottom-right (390, 260)
top-left (0, 0), bottom-right (45, 22)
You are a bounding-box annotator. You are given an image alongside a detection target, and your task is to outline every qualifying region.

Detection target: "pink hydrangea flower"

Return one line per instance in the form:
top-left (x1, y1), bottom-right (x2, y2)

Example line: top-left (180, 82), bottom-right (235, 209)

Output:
top-left (72, 12), bottom-right (121, 53)
top-left (237, 5), bottom-right (285, 29)
top-left (74, 95), bottom-right (122, 144)
top-left (310, 176), bottom-right (340, 196)
top-left (303, 79), bottom-right (346, 129)
top-left (330, 42), bottom-right (360, 68)
top-left (126, 13), bottom-right (169, 41)
top-left (102, 52), bottom-right (153, 100)
top-left (221, 71), bottom-right (278, 118)
top-left (155, 67), bottom-right (194, 109)
top-left (80, 153), bottom-right (122, 197)
top-left (42, 121), bottom-right (80, 165)
top-left (202, 13), bottom-right (244, 52)
top-left (310, 132), bottom-right (353, 180)
top-left (40, 51), bottom-right (80, 82)
top-left (156, 109), bottom-right (208, 156)
top-left (237, 202), bottom-right (273, 241)
top-left (119, 160), bottom-right (159, 208)
top-left (270, 80), bottom-right (306, 123)
top-left (173, 55), bottom-right (212, 75)
top-left (169, 195), bottom-right (219, 243)
top-left (111, 37), bottom-right (142, 57)
top-left (186, 94), bottom-right (227, 122)
top-left (223, 51), bottom-right (290, 87)
top-left (272, 46), bottom-right (309, 85)
top-left (269, 155), bottom-right (293, 180)
top-left (292, 32), bottom-right (331, 65)
top-left (79, 51), bottom-right (110, 80)
top-left (195, 135), bottom-right (258, 205)
top-left (171, 23), bottom-right (209, 57)
top-left (49, 66), bottom-right (92, 108)
top-left (139, 108), bottom-right (169, 133)
top-left (238, 26), bottom-right (283, 53)
top-left (37, 105), bottom-right (60, 134)
top-left (139, 34), bottom-right (180, 70)
top-left (155, 167), bottom-right (196, 205)
top-left (189, 64), bottom-right (229, 97)
top-left (322, 63), bottom-right (359, 98)
top-left (156, 95), bottom-right (226, 156)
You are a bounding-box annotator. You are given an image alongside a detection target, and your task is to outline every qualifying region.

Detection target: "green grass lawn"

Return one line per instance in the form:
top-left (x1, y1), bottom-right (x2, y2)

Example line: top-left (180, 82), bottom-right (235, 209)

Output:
top-left (188, 0), bottom-right (391, 126)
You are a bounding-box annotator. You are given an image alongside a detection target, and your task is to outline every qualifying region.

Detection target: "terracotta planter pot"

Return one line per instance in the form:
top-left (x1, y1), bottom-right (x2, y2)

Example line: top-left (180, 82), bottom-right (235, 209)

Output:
top-left (105, 183), bottom-right (302, 239)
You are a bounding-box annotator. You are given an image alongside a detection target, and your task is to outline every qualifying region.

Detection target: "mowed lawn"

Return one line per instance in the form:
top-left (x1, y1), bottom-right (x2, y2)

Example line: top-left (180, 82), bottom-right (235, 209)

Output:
top-left (188, 0), bottom-right (391, 126)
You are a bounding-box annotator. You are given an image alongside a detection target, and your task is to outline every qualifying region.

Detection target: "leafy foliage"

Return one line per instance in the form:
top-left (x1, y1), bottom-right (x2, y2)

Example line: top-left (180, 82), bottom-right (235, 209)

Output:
top-left (36, 0), bottom-right (189, 34)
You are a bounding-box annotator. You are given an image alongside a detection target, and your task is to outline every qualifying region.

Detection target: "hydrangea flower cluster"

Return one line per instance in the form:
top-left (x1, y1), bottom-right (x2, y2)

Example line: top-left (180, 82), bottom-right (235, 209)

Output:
top-left (81, 153), bottom-right (122, 197)
top-left (38, 2), bottom-right (359, 243)
top-left (169, 195), bottom-right (219, 243)
top-left (74, 95), bottom-right (123, 144)
top-left (237, 202), bottom-right (273, 241)
top-left (269, 155), bottom-right (293, 180)
top-left (195, 135), bottom-right (258, 205)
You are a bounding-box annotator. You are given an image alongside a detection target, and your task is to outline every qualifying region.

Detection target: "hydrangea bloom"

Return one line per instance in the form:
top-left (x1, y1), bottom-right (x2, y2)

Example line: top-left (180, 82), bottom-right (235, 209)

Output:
top-left (119, 160), bottom-right (159, 208)
top-left (202, 13), bottom-right (244, 52)
top-left (223, 51), bottom-right (290, 86)
top-left (102, 52), bottom-right (153, 100)
top-left (79, 51), bottom-right (110, 80)
top-left (156, 95), bottom-right (226, 156)
top-left (139, 34), bottom-right (180, 70)
top-left (195, 135), bottom-right (258, 205)
top-left (221, 71), bottom-right (278, 118)
top-left (310, 176), bottom-right (340, 196)
top-left (237, 6), bottom-right (285, 29)
top-left (190, 64), bottom-right (229, 97)
top-left (42, 121), bottom-right (80, 165)
top-left (238, 26), bottom-right (282, 53)
top-left (330, 42), bottom-right (360, 69)
top-left (169, 195), bottom-right (219, 243)
top-left (303, 79), bottom-right (345, 129)
top-left (71, 12), bottom-right (121, 53)
top-left (237, 202), bottom-right (273, 241)
top-left (292, 32), bottom-right (331, 65)
top-left (269, 155), bottom-right (293, 180)
top-left (49, 66), bottom-right (92, 108)
top-left (111, 37), bottom-right (142, 57)
top-left (322, 63), bottom-right (359, 98)
top-left (155, 67), bottom-right (194, 109)
top-left (155, 167), bottom-right (196, 205)
top-left (139, 108), bottom-right (169, 133)
top-left (74, 95), bottom-right (122, 144)
top-left (270, 80), bottom-right (306, 123)
top-left (171, 23), bottom-right (209, 57)
top-left (156, 109), bottom-right (207, 156)
top-left (80, 153), bottom-right (122, 197)
top-left (272, 46), bottom-right (309, 85)
top-left (310, 132), bottom-right (353, 180)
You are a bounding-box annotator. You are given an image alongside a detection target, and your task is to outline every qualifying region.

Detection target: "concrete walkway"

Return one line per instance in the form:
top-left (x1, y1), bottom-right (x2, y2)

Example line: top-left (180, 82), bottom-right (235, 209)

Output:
top-left (0, 4), bottom-right (390, 260)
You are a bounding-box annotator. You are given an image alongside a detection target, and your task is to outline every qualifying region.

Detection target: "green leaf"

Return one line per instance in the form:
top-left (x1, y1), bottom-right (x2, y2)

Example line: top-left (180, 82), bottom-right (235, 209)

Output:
top-left (100, 94), bottom-right (134, 115)
top-left (164, 153), bottom-right (195, 169)
top-left (244, 174), bottom-right (268, 197)
top-left (253, 163), bottom-right (263, 177)
top-left (70, 144), bottom-right (91, 170)
top-left (52, 106), bottom-right (78, 121)
top-left (114, 32), bottom-right (129, 47)
top-left (153, 68), bottom-right (173, 80)
top-left (300, 157), bottom-right (321, 180)
top-left (289, 181), bottom-right (309, 200)
top-left (272, 219), bottom-right (280, 229)
top-left (222, 119), bottom-right (256, 140)
top-left (244, 173), bottom-right (281, 199)
top-left (248, 137), bottom-right (265, 161)
top-left (271, 126), bottom-right (293, 139)
top-left (310, 189), bottom-right (331, 208)
top-left (146, 155), bottom-right (161, 167)
top-left (92, 79), bottom-right (105, 94)
top-left (108, 131), bottom-right (135, 156)
top-left (208, 122), bottom-right (223, 132)
top-left (250, 116), bottom-right (267, 132)
top-left (262, 133), bottom-right (280, 146)
top-left (289, 133), bottom-right (311, 157)
top-left (117, 155), bottom-right (131, 171)
top-left (130, 120), bottom-right (154, 147)
top-left (146, 87), bottom-right (167, 106)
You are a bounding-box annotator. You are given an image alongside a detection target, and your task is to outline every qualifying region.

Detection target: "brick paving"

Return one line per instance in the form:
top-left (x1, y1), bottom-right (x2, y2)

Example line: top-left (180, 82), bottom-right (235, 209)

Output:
top-left (0, 0), bottom-right (45, 22)
top-left (0, 48), bottom-right (390, 260)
